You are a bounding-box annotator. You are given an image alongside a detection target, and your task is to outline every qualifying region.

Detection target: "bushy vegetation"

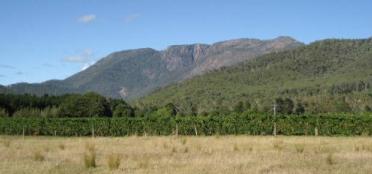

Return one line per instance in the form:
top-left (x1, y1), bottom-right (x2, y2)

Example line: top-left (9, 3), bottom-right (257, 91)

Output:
top-left (0, 112), bottom-right (371, 136)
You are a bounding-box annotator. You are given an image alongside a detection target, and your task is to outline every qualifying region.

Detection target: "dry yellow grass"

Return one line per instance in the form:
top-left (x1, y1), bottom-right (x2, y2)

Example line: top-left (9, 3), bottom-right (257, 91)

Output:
top-left (0, 135), bottom-right (372, 174)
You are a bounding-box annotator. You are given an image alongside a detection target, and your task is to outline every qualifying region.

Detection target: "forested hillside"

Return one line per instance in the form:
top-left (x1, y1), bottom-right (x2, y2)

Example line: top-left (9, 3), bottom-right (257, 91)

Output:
top-left (138, 39), bottom-right (372, 114)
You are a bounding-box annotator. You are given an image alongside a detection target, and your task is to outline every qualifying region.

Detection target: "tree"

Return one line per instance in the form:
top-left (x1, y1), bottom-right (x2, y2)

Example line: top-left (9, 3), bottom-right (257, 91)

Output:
top-left (84, 92), bottom-right (111, 117)
top-left (233, 101), bottom-right (244, 113)
top-left (334, 97), bottom-right (351, 112)
top-left (113, 103), bottom-right (134, 117)
top-left (0, 107), bottom-right (8, 117)
top-left (244, 101), bottom-right (252, 110)
top-left (275, 98), bottom-right (294, 114)
top-left (59, 94), bottom-right (88, 117)
top-left (154, 103), bottom-right (177, 117)
top-left (294, 102), bottom-right (305, 114)
top-left (40, 106), bottom-right (59, 118)
top-left (364, 105), bottom-right (372, 112)
top-left (12, 108), bottom-right (41, 117)
top-left (59, 93), bottom-right (111, 117)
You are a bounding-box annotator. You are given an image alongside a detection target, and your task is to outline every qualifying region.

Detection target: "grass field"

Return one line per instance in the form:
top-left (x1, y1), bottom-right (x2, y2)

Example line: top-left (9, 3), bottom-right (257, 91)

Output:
top-left (0, 136), bottom-right (372, 174)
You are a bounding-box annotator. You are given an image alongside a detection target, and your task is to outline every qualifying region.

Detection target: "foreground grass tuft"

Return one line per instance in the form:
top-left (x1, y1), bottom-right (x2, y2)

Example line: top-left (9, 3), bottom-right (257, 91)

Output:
top-left (326, 153), bottom-right (336, 165)
top-left (295, 144), bottom-right (305, 153)
top-left (107, 153), bottom-right (121, 170)
top-left (33, 151), bottom-right (45, 161)
top-left (84, 143), bottom-right (96, 168)
top-left (59, 143), bottom-right (65, 150)
top-left (2, 139), bottom-right (11, 148)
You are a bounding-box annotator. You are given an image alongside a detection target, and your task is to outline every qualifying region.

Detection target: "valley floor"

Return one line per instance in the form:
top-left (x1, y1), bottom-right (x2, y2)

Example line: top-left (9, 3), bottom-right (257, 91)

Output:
top-left (0, 136), bottom-right (372, 174)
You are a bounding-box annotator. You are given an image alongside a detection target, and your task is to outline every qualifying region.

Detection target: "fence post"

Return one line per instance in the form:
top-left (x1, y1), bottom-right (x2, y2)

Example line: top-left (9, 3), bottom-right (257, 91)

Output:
top-left (272, 103), bottom-right (277, 136)
top-left (315, 127), bottom-right (318, 136)
top-left (91, 124), bottom-right (95, 138)
top-left (22, 126), bottom-right (25, 140)
top-left (194, 124), bottom-right (198, 136)
top-left (175, 124), bottom-right (179, 136)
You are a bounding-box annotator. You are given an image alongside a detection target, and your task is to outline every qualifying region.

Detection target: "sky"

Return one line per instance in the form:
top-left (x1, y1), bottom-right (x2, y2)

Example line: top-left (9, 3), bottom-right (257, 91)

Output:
top-left (0, 0), bottom-right (371, 85)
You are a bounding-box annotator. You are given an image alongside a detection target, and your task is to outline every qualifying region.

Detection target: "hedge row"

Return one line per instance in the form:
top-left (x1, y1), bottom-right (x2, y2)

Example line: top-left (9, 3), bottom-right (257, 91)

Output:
top-left (0, 113), bottom-right (372, 136)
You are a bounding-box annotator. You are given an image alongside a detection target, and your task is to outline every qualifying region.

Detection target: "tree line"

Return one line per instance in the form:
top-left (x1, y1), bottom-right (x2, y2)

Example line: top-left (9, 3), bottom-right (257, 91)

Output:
top-left (0, 93), bottom-right (312, 118)
top-left (0, 93), bottom-right (134, 118)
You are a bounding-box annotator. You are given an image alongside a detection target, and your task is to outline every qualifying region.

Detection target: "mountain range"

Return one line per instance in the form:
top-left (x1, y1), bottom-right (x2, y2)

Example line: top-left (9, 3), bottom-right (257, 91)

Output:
top-left (3, 36), bottom-right (302, 99)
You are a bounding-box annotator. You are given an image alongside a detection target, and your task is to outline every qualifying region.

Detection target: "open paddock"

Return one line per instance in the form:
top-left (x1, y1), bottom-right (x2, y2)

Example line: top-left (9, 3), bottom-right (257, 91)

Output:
top-left (0, 136), bottom-right (372, 174)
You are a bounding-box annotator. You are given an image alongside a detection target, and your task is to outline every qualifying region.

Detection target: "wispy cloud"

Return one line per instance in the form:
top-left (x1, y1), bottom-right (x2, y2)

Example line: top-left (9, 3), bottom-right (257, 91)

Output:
top-left (63, 49), bottom-right (96, 71)
top-left (0, 64), bottom-right (15, 69)
top-left (0, 74), bottom-right (5, 78)
top-left (15, 71), bottom-right (24, 75)
top-left (124, 14), bottom-right (140, 23)
top-left (78, 14), bottom-right (96, 23)
top-left (63, 49), bottom-right (93, 63)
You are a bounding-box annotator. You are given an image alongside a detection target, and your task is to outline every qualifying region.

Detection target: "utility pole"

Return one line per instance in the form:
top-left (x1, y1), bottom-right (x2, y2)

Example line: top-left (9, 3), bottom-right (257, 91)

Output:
top-left (273, 103), bottom-right (277, 136)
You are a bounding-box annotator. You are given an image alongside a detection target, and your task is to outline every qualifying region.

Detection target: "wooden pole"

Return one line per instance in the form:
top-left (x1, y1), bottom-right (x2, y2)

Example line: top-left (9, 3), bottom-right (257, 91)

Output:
top-left (273, 103), bottom-right (277, 136)
top-left (91, 124), bottom-right (95, 138)
top-left (194, 124), bottom-right (198, 136)
top-left (22, 127), bottom-right (25, 140)
top-left (175, 124), bottom-right (179, 136)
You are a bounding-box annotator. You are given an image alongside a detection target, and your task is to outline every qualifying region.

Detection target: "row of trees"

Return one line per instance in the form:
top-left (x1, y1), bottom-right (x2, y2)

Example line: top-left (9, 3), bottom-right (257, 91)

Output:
top-left (0, 92), bottom-right (365, 118)
top-left (0, 93), bottom-right (135, 118)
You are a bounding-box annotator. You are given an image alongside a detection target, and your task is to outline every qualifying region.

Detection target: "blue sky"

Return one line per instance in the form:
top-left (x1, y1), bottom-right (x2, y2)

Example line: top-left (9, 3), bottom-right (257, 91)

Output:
top-left (0, 0), bottom-right (371, 85)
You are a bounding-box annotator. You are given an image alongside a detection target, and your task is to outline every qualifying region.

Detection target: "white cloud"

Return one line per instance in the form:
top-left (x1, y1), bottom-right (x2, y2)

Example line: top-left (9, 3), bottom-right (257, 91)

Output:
top-left (63, 49), bottom-right (93, 63)
top-left (124, 14), bottom-right (140, 23)
top-left (81, 61), bottom-right (96, 71)
top-left (78, 14), bottom-right (96, 23)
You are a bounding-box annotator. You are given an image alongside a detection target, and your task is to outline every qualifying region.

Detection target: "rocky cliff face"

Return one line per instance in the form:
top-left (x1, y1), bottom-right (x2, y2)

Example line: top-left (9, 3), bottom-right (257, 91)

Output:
top-left (161, 44), bottom-right (209, 72)
top-left (188, 36), bottom-right (302, 76)
top-left (4, 36), bottom-right (303, 99)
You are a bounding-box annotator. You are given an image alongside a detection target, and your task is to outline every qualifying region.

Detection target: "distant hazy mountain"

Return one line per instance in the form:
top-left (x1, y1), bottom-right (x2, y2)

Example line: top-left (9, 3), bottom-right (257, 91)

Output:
top-left (4, 36), bottom-right (303, 99)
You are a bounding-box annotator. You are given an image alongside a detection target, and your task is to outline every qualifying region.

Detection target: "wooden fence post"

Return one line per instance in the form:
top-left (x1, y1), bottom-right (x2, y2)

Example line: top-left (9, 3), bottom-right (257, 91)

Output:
top-left (175, 124), bottom-right (179, 136)
top-left (22, 127), bottom-right (25, 140)
top-left (91, 124), bottom-right (95, 138)
top-left (194, 124), bottom-right (198, 136)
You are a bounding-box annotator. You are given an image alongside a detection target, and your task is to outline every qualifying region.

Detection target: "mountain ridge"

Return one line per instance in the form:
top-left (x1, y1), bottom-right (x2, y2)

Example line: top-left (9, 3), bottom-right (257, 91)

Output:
top-left (3, 36), bottom-right (303, 99)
